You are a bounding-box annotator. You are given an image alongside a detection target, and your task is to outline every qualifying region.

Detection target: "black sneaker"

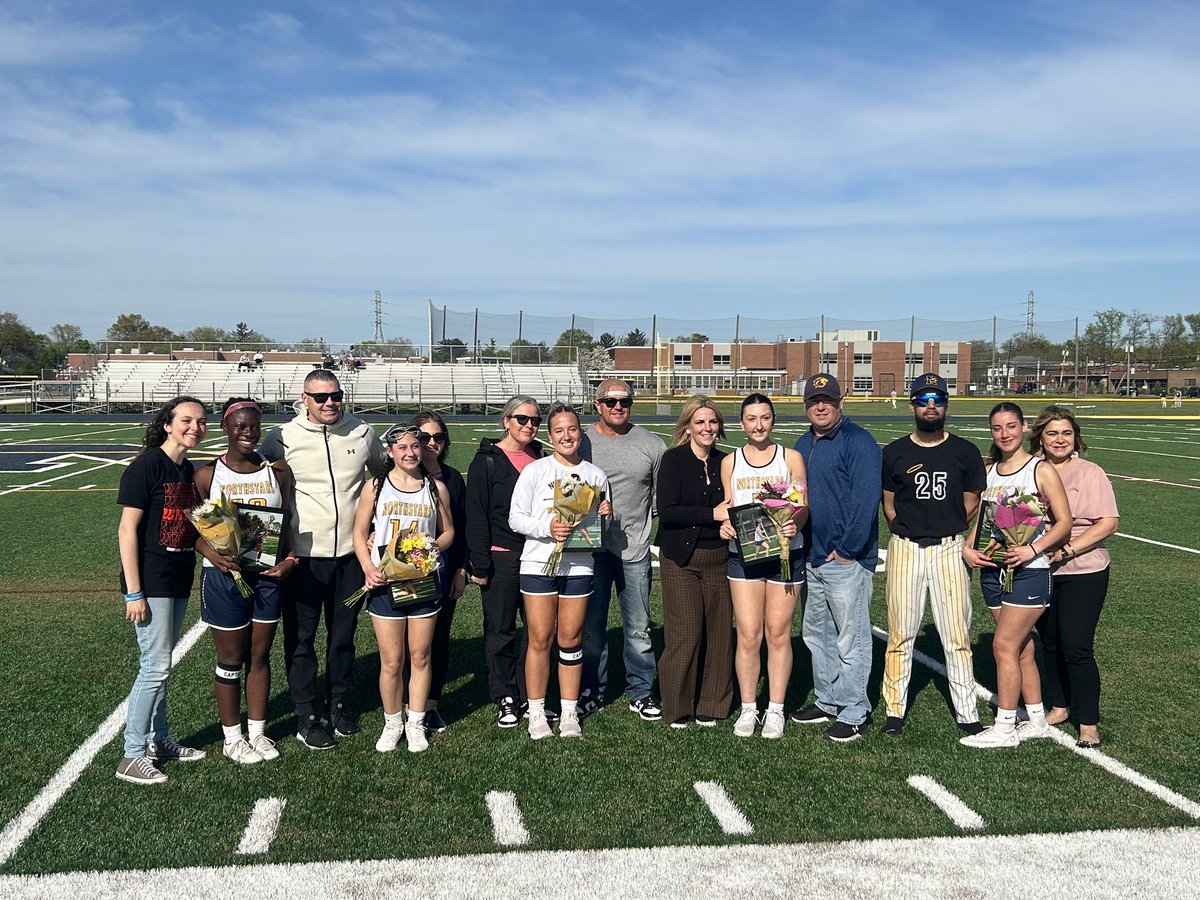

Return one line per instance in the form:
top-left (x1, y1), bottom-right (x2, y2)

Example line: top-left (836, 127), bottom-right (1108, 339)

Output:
top-left (883, 716), bottom-right (905, 736)
top-left (958, 720), bottom-right (985, 736)
top-left (496, 697), bottom-right (520, 728)
top-left (329, 704), bottom-right (359, 737)
top-left (629, 694), bottom-right (663, 721)
top-left (578, 689), bottom-right (604, 718)
top-left (425, 708), bottom-right (448, 734)
top-left (789, 704), bottom-right (836, 725)
top-left (824, 721), bottom-right (867, 743)
top-left (297, 714), bottom-right (336, 750)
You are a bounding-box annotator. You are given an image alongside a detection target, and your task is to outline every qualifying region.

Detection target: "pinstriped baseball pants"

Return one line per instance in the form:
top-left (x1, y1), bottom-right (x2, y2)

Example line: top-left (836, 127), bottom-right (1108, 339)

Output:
top-left (882, 535), bottom-right (980, 723)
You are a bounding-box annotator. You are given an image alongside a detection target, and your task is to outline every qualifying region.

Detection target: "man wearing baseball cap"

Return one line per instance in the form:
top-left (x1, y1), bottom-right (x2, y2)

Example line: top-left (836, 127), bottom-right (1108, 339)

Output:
top-left (879, 374), bottom-right (986, 737)
top-left (791, 374), bottom-right (882, 742)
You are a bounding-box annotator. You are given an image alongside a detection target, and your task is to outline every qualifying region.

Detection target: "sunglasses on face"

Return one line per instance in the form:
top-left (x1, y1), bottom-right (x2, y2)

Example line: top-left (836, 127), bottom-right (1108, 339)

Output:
top-left (598, 397), bottom-right (633, 409)
top-left (913, 393), bottom-right (948, 407)
top-left (509, 414), bottom-right (541, 427)
top-left (417, 431), bottom-right (449, 444)
top-left (307, 390), bottom-right (344, 404)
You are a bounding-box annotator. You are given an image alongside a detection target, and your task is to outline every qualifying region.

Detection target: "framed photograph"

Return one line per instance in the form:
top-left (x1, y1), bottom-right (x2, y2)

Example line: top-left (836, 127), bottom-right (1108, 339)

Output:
top-left (388, 575), bottom-right (441, 608)
top-left (729, 503), bottom-right (782, 564)
top-left (233, 503), bottom-right (289, 573)
top-left (563, 507), bottom-right (602, 551)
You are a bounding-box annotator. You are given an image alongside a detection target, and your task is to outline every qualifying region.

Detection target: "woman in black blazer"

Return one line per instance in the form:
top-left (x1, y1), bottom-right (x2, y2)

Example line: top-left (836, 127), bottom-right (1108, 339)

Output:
top-left (654, 395), bottom-right (734, 728)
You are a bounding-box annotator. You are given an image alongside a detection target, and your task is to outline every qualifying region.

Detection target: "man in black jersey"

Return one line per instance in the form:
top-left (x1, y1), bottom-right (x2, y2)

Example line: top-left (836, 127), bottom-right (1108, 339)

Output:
top-left (880, 374), bottom-right (986, 736)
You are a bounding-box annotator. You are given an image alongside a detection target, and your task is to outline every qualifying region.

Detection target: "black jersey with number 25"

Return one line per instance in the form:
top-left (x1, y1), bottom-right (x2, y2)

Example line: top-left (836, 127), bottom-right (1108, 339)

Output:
top-left (882, 434), bottom-right (986, 540)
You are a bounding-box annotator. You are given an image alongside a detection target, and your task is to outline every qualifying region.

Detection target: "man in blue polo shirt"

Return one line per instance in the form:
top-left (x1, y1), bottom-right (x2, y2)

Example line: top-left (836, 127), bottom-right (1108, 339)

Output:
top-left (791, 374), bottom-right (882, 742)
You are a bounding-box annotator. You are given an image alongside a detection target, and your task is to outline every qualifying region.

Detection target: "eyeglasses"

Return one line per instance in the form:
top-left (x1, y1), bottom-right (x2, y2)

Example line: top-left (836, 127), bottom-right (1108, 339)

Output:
top-left (508, 414), bottom-right (541, 427)
top-left (913, 393), bottom-right (948, 408)
top-left (306, 390), bottom-right (344, 404)
top-left (417, 431), bottom-right (449, 444)
top-left (598, 397), bottom-right (633, 409)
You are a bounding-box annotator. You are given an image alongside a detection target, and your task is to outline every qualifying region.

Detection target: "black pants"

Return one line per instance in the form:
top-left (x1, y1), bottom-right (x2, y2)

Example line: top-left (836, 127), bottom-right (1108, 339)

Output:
top-left (1036, 568), bottom-right (1109, 725)
top-left (283, 555), bottom-right (366, 717)
top-left (481, 550), bottom-right (529, 703)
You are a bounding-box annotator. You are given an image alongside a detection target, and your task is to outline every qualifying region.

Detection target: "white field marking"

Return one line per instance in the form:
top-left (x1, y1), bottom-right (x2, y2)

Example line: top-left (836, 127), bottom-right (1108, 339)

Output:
top-left (484, 791), bottom-right (531, 847)
top-left (4, 425), bottom-right (142, 445)
top-left (1113, 533), bottom-right (1200, 556)
top-left (870, 629), bottom-right (1200, 820)
top-left (0, 460), bottom-right (126, 497)
top-left (77, 484), bottom-right (97, 490)
top-left (906, 776), bottom-right (985, 831)
top-left (236, 798), bottom-right (288, 855)
top-left (0, 619), bottom-right (209, 867)
top-left (1088, 445), bottom-right (1200, 460)
top-left (693, 781), bottom-right (753, 835)
top-left (1108, 473), bottom-right (1200, 491)
top-left (1, 827), bottom-right (1198, 899)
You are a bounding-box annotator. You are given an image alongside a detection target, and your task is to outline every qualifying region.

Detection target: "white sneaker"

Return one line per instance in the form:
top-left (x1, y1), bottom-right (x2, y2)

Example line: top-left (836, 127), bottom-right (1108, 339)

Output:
top-left (222, 738), bottom-right (264, 765)
top-left (761, 708), bottom-right (786, 740)
top-left (249, 734), bottom-right (279, 761)
top-left (528, 711), bottom-right (553, 741)
top-left (559, 710), bottom-right (582, 738)
top-left (733, 707), bottom-right (759, 738)
top-left (959, 725), bottom-right (1019, 749)
top-left (406, 719), bottom-right (429, 753)
top-left (1015, 720), bottom-right (1051, 742)
top-left (376, 721), bottom-right (405, 753)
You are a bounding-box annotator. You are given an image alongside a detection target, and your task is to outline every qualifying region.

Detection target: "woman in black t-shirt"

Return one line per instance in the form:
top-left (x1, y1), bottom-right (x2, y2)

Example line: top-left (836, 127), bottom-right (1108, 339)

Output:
top-left (115, 396), bottom-right (208, 786)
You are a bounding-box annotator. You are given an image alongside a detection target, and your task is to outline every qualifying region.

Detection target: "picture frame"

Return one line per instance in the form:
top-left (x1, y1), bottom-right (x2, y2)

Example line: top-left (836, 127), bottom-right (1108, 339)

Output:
top-left (388, 574), bottom-right (441, 608)
top-left (563, 507), bottom-right (603, 551)
top-left (233, 503), bottom-right (289, 573)
top-left (729, 503), bottom-right (782, 564)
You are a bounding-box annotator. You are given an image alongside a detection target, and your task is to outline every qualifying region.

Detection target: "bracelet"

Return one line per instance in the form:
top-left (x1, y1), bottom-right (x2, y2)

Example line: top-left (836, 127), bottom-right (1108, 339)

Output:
top-left (285, 554), bottom-right (300, 564)
top-left (124, 591), bottom-right (145, 602)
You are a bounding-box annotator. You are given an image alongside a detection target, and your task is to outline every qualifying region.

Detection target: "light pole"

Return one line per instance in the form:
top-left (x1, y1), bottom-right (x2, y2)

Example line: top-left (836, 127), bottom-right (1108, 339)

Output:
top-left (1125, 344), bottom-right (1134, 395)
top-left (1061, 348), bottom-right (1069, 392)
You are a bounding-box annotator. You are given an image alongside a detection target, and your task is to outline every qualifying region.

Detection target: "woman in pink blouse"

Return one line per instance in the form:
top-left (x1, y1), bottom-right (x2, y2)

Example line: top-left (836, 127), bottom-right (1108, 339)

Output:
top-left (1029, 407), bottom-right (1119, 748)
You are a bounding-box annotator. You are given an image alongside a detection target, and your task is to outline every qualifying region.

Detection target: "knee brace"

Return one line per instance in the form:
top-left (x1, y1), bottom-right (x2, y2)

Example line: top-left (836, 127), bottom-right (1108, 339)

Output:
top-left (215, 661), bottom-right (241, 685)
top-left (558, 643), bottom-right (583, 666)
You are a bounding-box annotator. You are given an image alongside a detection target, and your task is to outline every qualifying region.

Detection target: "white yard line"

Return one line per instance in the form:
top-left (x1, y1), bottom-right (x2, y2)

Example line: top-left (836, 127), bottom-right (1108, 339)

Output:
top-left (693, 781), bottom-right (753, 835)
top-left (906, 776), bottom-right (985, 831)
top-left (0, 460), bottom-right (127, 497)
top-left (0, 619), bottom-right (209, 867)
top-left (235, 798), bottom-right (287, 855)
top-left (1113, 533), bottom-right (1200, 556)
top-left (1108, 473), bottom-right (1200, 491)
top-left (1087, 445), bottom-right (1200, 460)
top-left (484, 791), bottom-right (531, 847)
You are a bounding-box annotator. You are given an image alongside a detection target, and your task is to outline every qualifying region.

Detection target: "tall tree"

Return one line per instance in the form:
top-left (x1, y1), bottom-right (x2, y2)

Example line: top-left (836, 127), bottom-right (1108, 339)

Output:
top-left (182, 325), bottom-right (228, 345)
top-left (551, 328), bottom-right (596, 364)
top-left (0, 312), bottom-right (49, 373)
top-left (597, 332), bottom-right (617, 349)
top-left (622, 328), bottom-right (648, 347)
top-left (674, 332), bottom-right (709, 343)
top-left (105, 313), bottom-right (178, 345)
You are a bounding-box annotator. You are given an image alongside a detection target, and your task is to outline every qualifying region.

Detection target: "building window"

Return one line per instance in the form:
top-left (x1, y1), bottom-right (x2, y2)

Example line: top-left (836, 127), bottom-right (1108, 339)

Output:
top-left (853, 377), bottom-right (873, 392)
top-left (853, 353), bottom-right (872, 365)
top-left (940, 353), bottom-right (958, 365)
top-left (673, 354), bottom-right (691, 369)
top-left (820, 353), bottom-right (838, 365)
top-left (905, 353), bottom-right (923, 365)
top-left (713, 354), bottom-right (730, 367)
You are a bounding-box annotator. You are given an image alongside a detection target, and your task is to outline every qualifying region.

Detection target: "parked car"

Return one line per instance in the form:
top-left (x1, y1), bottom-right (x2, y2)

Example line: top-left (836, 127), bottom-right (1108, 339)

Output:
top-left (1015, 383), bottom-right (1038, 394)
top-left (1186, 387), bottom-right (1200, 398)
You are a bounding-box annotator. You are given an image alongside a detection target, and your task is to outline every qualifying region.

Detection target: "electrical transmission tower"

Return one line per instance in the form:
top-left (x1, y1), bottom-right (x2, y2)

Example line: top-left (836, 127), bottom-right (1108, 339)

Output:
top-left (1026, 290), bottom-right (1036, 334)
top-left (373, 290), bottom-right (385, 343)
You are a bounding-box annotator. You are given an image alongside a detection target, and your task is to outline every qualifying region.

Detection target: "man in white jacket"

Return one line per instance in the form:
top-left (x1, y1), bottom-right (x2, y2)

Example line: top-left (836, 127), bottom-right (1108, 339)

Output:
top-left (260, 369), bottom-right (386, 750)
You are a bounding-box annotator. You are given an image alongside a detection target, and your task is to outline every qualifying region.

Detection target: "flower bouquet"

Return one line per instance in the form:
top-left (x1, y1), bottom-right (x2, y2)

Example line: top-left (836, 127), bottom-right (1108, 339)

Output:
top-left (345, 522), bottom-right (442, 608)
top-left (752, 479), bottom-right (807, 581)
top-left (543, 473), bottom-right (602, 576)
top-left (989, 490), bottom-right (1049, 591)
top-left (189, 495), bottom-right (252, 597)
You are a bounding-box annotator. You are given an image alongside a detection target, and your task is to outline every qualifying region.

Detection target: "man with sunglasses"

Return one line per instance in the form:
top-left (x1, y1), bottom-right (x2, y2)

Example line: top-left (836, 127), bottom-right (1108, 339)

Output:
top-left (579, 379), bottom-right (665, 721)
top-left (879, 373), bottom-right (986, 737)
top-left (260, 368), bottom-right (386, 750)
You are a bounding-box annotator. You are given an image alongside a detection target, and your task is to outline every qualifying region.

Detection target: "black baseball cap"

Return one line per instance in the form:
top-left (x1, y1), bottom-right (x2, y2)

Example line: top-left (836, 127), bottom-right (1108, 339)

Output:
top-left (804, 373), bottom-right (842, 402)
top-left (910, 373), bottom-right (948, 398)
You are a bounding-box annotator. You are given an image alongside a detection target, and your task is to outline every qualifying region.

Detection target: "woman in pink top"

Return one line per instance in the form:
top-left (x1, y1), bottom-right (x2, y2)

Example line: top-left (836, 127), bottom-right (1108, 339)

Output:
top-left (1029, 406), bottom-right (1119, 748)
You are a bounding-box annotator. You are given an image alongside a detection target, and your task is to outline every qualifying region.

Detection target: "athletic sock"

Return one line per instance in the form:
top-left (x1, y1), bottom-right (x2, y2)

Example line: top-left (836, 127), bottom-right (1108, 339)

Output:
top-left (407, 709), bottom-right (426, 727)
top-left (1025, 702), bottom-right (1047, 725)
top-left (561, 699), bottom-right (578, 718)
top-left (384, 710), bottom-right (403, 727)
top-left (767, 701), bottom-right (784, 715)
top-left (247, 719), bottom-right (265, 740)
top-left (222, 724), bottom-right (244, 745)
top-left (528, 698), bottom-right (546, 716)
top-left (742, 702), bottom-right (757, 714)
top-left (994, 708), bottom-right (1018, 734)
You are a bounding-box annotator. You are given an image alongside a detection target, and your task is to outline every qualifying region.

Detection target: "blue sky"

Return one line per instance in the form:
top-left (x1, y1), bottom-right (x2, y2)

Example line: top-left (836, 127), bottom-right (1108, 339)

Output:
top-left (2, 1), bottom-right (1198, 345)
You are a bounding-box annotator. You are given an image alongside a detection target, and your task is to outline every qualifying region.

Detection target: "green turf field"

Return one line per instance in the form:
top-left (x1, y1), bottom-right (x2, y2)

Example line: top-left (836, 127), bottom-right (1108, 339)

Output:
top-left (0, 408), bottom-right (1197, 883)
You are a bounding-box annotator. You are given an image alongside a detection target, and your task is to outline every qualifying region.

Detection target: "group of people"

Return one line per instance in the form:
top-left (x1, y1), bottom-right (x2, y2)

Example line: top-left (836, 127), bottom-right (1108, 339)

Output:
top-left (113, 368), bottom-right (1118, 784)
top-left (236, 351), bottom-right (264, 372)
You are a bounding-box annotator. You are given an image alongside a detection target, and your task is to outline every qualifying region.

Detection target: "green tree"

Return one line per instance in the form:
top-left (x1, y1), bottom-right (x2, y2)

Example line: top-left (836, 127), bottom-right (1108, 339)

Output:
top-left (49, 323), bottom-right (92, 355)
top-left (622, 328), bottom-right (648, 347)
top-left (674, 332), bottom-right (709, 343)
top-left (182, 325), bottom-right (229, 345)
top-left (361, 337), bottom-right (417, 359)
top-left (551, 328), bottom-right (595, 364)
top-left (0, 311), bottom-right (49, 374)
top-left (231, 322), bottom-right (272, 346)
top-left (105, 314), bottom-right (178, 349)
top-left (597, 332), bottom-right (618, 349)
top-left (433, 338), bottom-right (468, 364)
top-left (510, 338), bottom-right (547, 364)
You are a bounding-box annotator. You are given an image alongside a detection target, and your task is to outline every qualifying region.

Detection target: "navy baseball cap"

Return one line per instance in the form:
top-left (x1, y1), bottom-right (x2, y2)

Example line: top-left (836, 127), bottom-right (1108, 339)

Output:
top-left (804, 373), bottom-right (842, 402)
top-left (910, 373), bottom-right (948, 398)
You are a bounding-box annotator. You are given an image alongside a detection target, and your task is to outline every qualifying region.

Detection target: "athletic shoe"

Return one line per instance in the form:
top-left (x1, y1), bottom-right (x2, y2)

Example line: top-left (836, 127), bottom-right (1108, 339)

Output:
top-left (496, 697), bottom-right (520, 728)
top-left (629, 694), bottom-right (663, 721)
top-left (669, 718), bottom-right (689, 729)
top-left (824, 721), bottom-right (868, 743)
top-left (519, 701), bottom-right (559, 722)
top-left (297, 714), bottom-right (336, 750)
top-left (882, 716), bottom-right (905, 736)
top-left (223, 738), bottom-right (264, 765)
top-left (959, 726), bottom-right (1018, 749)
top-left (329, 703), bottom-right (360, 737)
top-left (558, 710), bottom-right (583, 738)
top-left (250, 734), bottom-right (280, 761)
top-left (375, 721), bottom-right (405, 753)
top-left (115, 756), bottom-right (167, 785)
top-left (528, 711), bottom-right (553, 741)
top-left (957, 721), bottom-right (985, 736)
top-left (695, 715), bottom-right (717, 727)
top-left (147, 736), bottom-right (206, 762)
top-left (789, 704), bottom-right (836, 725)
top-left (578, 689), bottom-right (604, 718)
top-left (424, 708), bottom-right (448, 734)
top-left (761, 708), bottom-right (786, 740)
top-left (405, 720), bottom-right (429, 753)
top-left (733, 707), bottom-right (759, 737)
top-left (1015, 720), bottom-right (1051, 742)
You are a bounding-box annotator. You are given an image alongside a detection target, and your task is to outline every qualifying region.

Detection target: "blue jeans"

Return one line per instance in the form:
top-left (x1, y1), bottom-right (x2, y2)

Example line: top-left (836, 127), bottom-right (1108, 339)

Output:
top-left (123, 596), bottom-right (188, 757)
top-left (582, 551), bottom-right (656, 700)
top-left (803, 560), bottom-right (872, 725)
